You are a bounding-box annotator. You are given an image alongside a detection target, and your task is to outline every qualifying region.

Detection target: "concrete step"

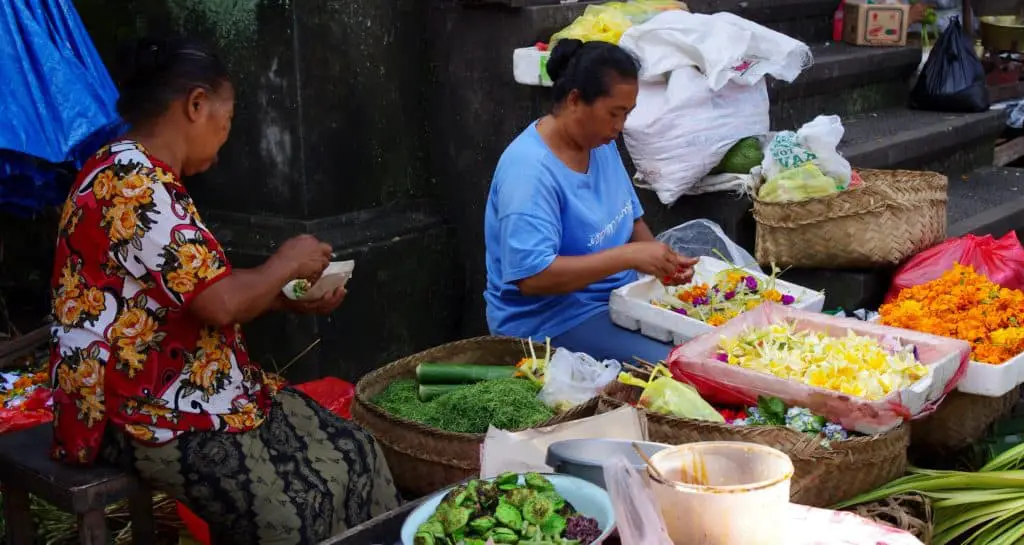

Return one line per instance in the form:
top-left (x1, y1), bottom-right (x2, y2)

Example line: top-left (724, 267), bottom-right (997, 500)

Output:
top-left (516, 0), bottom-right (838, 47)
top-left (769, 43), bottom-right (921, 130)
top-left (947, 167), bottom-right (1024, 239)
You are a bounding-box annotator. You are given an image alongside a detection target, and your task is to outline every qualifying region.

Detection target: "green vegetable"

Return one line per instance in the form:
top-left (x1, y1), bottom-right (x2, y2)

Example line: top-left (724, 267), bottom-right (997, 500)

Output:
top-left (291, 279), bottom-right (311, 299)
top-left (417, 383), bottom-right (464, 402)
top-left (470, 516), bottom-right (497, 534)
top-left (711, 137), bottom-right (764, 175)
top-left (372, 378), bottom-right (554, 434)
top-left (495, 499), bottom-right (523, 529)
top-left (834, 442), bottom-right (1024, 545)
top-left (416, 363), bottom-right (518, 385)
top-left (416, 474), bottom-right (596, 545)
top-left (526, 473), bottom-right (555, 492)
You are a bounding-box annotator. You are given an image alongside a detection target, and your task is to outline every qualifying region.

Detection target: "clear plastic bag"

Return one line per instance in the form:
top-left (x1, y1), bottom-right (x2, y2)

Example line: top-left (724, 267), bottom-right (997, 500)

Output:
top-left (602, 454), bottom-right (674, 545)
top-left (760, 115), bottom-right (853, 191)
top-left (758, 163), bottom-right (842, 204)
top-left (538, 348), bottom-right (621, 412)
top-left (656, 219), bottom-right (759, 271)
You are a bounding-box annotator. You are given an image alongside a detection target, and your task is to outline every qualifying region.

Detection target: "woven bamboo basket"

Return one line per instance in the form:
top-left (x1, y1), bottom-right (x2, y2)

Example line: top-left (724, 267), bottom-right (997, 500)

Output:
top-left (848, 494), bottom-right (933, 543)
top-left (599, 382), bottom-right (909, 507)
top-left (351, 336), bottom-right (598, 499)
top-left (909, 388), bottom-right (1020, 466)
top-left (753, 169), bottom-right (948, 268)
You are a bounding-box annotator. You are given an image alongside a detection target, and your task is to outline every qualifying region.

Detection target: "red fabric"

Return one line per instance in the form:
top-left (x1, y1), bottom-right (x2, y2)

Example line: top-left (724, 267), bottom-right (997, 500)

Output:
top-left (885, 232), bottom-right (1024, 302)
top-left (49, 141), bottom-right (275, 466)
top-left (293, 377), bottom-right (356, 419)
top-left (0, 389), bottom-right (54, 435)
top-left (176, 377), bottom-right (356, 545)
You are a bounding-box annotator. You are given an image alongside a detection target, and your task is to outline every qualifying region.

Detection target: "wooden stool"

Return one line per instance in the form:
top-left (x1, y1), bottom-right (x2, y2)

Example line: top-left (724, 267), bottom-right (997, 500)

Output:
top-left (0, 424), bottom-right (155, 545)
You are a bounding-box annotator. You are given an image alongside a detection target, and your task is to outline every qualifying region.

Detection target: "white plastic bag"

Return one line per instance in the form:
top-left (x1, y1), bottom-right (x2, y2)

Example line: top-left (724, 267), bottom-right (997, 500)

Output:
top-left (619, 11), bottom-right (812, 205)
top-left (602, 455), bottom-right (674, 545)
top-left (656, 218), bottom-right (759, 271)
top-left (761, 115), bottom-right (852, 188)
top-left (538, 348), bottom-right (620, 412)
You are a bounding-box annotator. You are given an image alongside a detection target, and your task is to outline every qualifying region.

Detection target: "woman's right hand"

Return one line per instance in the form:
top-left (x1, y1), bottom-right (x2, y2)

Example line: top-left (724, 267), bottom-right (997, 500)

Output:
top-left (273, 234), bottom-right (333, 282)
top-left (624, 242), bottom-right (697, 280)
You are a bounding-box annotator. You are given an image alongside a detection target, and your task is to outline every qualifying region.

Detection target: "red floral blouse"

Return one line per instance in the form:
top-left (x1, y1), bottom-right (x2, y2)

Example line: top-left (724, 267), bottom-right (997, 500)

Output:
top-left (50, 141), bottom-right (277, 465)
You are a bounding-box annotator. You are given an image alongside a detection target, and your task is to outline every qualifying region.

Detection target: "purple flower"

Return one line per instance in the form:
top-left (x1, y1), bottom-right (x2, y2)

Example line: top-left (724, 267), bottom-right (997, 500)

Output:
top-left (781, 294), bottom-right (795, 305)
top-left (693, 296), bottom-right (710, 306)
top-left (674, 308), bottom-right (688, 316)
top-left (716, 352), bottom-right (729, 362)
top-left (724, 290), bottom-right (736, 300)
top-left (744, 276), bottom-right (758, 290)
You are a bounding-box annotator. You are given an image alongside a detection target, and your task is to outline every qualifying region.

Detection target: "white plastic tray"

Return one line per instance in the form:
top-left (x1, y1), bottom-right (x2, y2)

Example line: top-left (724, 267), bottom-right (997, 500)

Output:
top-left (869, 316), bottom-right (1024, 397)
top-left (609, 257), bottom-right (825, 345)
top-left (512, 47), bottom-right (552, 87)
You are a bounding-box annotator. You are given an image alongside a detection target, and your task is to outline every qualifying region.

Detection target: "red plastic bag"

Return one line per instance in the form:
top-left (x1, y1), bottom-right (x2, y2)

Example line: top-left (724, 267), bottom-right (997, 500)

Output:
top-left (886, 232), bottom-right (1024, 302)
top-left (0, 388), bottom-right (53, 435)
top-left (177, 377), bottom-right (356, 545)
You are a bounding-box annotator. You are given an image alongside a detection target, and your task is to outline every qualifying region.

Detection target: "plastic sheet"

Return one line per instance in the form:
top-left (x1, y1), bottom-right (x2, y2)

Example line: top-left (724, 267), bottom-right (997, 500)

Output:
top-left (656, 219), bottom-right (759, 271)
top-left (666, 303), bottom-right (971, 434)
top-left (602, 455), bottom-right (674, 545)
top-left (0, 0), bottom-right (122, 214)
top-left (886, 232), bottom-right (1024, 302)
top-left (0, 387), bottom-right (53, 435)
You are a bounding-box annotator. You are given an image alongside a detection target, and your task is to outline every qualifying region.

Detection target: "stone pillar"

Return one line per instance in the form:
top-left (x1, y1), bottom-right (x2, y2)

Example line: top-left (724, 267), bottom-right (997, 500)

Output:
top-left (72, 0), bottom-right (461, 382)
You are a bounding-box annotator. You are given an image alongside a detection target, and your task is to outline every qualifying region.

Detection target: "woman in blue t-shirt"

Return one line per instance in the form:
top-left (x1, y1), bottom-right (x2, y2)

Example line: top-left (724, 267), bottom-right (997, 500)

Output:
top-left (483, 39), bottom-right (697, 365)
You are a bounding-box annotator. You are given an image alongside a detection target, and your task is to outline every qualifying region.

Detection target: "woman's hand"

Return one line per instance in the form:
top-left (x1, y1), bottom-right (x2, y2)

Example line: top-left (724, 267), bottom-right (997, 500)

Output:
top-left (272, 234), bottom-right (333, 282)
top-left (276, 287), bottom-right (347, 315)
top-left (625, 242), bottom-right (698, 280)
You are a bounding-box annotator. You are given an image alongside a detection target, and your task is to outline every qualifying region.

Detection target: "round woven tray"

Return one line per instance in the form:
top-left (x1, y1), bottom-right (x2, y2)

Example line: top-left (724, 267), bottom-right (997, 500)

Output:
top-left (599, 382), bottom-right (909, 507)
top-left (351, 336), bottom-right (598, 499)
top-left (753, 169), bottom-right (947, 268)
top-left (910, 388), bottom-right (1021, 467)
top-left (849, 494), bottom-right (932, 543)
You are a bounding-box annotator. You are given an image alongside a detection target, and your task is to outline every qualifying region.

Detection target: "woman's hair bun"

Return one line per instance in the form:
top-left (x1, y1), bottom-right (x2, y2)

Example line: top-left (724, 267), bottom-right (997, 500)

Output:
top-left (546, 39), bottom-right (584, 82)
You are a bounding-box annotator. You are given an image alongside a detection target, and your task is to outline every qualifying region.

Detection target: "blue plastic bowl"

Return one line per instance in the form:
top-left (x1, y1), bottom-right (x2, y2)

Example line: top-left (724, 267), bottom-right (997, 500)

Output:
top-left (400, 473), bottom-right (616, 545)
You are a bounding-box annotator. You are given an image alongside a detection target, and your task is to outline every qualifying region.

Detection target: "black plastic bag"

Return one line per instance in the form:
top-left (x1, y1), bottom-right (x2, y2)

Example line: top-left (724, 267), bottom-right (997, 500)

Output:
top-left (909, 17), bottom-right (990, 113)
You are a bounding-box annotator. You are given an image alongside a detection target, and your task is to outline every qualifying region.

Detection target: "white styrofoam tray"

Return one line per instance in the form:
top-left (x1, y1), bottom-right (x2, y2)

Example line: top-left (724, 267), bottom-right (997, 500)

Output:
top-left (869, 316), bottom-right (1024, 397)
top-left (609, 257), bottom-right (826, 346)
top-left (513, 47), bottom-right (552, 87)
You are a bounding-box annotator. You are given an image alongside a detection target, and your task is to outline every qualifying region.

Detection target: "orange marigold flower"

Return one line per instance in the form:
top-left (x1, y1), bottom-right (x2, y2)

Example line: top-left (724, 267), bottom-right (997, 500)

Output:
top-left (879, 264), bottom-right (1024, 364)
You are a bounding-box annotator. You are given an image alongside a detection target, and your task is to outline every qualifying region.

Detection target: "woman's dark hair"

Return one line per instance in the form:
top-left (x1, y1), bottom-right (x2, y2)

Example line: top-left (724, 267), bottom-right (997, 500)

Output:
top-left (546, 39), bottom-right (640, 105)
top-left (114, 37), bottom-right (230, 125)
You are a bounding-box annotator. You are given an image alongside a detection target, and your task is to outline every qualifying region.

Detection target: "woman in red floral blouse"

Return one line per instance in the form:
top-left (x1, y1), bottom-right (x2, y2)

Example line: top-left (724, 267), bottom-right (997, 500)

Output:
top-left (50, 37), bottom-right (400, 544)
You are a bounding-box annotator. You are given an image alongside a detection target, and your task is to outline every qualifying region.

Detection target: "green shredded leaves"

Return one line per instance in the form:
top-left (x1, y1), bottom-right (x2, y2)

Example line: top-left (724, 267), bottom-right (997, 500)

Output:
top-left (372, 378), bottom-right (554, 434)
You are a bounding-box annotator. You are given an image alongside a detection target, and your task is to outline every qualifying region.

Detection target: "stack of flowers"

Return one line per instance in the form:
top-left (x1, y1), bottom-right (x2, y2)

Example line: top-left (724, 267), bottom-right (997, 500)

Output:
top-left (716, 322), bottom-right (929, 400)
top-left (0, 369), bottom-right (50, 410)
top-left (652, 264), bottom-right (797, 326)
top-left (879, 264), bottom-right (1024, 365)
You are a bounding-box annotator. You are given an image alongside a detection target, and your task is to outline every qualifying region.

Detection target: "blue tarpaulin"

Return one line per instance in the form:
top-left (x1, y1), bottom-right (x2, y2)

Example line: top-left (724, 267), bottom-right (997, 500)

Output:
top-left (0, 0), bottom-right (123, 214)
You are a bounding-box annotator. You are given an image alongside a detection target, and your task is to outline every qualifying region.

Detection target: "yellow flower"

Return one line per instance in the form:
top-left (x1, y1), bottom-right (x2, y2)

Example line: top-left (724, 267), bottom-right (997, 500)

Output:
top-left (166, 269), bottom-right (198, 294)
top-left (124, 424), bottom-right (156, 442)
top-left (113, 172), bottom-right (154, 206)
top-left (103, 203), bottom-right (139, 242)
top-left (91, 169), bottom-right (116, 200)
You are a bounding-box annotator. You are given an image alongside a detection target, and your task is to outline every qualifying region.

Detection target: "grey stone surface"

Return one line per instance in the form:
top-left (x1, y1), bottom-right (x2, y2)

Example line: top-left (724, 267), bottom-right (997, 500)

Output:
top-left (780, 268), bottom-right (895, 312)
top-left (947, 167), bottom-right (1024, 240)
top-left (769, 43), bottom-right (921, 129)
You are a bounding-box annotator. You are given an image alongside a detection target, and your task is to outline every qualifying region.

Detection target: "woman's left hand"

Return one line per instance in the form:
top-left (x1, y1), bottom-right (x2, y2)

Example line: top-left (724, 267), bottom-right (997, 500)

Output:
top-left (277, 287), bottom-right (347, 315)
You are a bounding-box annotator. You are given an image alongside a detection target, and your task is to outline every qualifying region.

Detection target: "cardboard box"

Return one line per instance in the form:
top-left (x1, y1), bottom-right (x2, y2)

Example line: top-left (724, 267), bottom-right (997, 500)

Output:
top-left (843, 1), bottom-right (911, 47)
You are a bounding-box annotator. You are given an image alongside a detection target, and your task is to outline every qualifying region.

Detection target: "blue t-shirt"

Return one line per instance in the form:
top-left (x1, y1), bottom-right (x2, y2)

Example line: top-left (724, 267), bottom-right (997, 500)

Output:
top-left (484, 122), bottom-right (644, 339)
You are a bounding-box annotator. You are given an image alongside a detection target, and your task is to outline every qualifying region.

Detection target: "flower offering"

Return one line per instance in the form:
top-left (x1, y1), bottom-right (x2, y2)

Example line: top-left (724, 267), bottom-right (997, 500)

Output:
top-left (879, 264), bottom-right (1024, 365)
top-left (653, 264), bottom-right (797, 326)
top-left (716, 322), bottom-right (929, 400)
